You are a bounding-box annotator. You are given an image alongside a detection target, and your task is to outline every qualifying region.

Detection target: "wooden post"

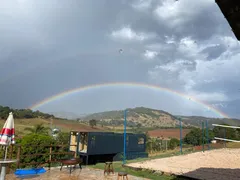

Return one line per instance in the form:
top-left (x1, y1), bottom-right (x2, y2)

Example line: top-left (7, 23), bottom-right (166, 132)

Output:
top-left (49, 145), bottom-right (52, 170)
top-left (9, 145), bottom-right (13, 159)
top-left (150, 141), bottom-right (152, 154)
top-left (16, 146), bottom-right (21, 169)
top-left (166, 140), bottom-right (167, 151)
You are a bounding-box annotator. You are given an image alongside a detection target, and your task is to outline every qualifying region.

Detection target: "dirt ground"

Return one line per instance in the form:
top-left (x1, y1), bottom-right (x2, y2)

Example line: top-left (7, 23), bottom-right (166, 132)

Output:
top-left (6, 166), bottom-right (149, 180)
top-left (148, 129), bottom-right (190, 139)
top-left (128, 148), bottom-right (240, 180)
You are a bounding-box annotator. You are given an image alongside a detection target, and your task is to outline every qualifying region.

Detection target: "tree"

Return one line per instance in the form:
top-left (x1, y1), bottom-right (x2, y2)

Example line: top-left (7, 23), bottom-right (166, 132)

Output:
top-left (184, 127), bottom-right (214, 146)
top-left (137, 123), bottom-right (142, 128)
top-left (89, 119), bottom-right (97, 128)
top-left (0, 105), bottom-right (54, 119)
top-left (213, 124), bottom-right (237, 140)
top-left (24, 124), bottom-right (50, 135)
top-left (55, 132), bottom-right (70, 145)
top-left (184, 128), bottom-right (201, 146)
top-left (169, 138), bottom-right (180, 150)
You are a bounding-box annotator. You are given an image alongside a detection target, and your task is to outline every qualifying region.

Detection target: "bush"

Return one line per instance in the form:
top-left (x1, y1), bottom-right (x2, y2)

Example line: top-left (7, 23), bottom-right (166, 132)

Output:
top-left (17, 134), bottom-right (55, 167)
top-left (55, 132), bottom-right (70, 145)
top-left (169, 138), bottom-right (180, 150)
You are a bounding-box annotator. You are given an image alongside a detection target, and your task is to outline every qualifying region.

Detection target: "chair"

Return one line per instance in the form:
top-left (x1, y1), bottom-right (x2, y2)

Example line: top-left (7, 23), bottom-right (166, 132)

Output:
top-left (104, 162), bottom-right (114, 175)
top-left (117, 172), bottom-right (128, 180)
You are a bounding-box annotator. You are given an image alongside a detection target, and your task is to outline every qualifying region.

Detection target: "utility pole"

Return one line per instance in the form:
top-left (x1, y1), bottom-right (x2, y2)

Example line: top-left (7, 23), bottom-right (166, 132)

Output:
top-left (202, 121), bottom-right (205, 152)
top-left (123, 109), bottom-right (127, 165)
top-left (179, 117), bottom-right (183, 154)
top-left (206, 120), bottom-right (210, 150)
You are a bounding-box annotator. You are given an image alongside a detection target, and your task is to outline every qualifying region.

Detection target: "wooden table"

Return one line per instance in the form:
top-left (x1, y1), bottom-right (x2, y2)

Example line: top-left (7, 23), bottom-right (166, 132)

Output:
top-left (60, 158), bottom-right (82, 174)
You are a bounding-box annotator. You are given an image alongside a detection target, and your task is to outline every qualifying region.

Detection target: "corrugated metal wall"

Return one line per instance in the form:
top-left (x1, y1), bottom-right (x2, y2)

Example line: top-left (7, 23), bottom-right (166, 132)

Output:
top-left (86, 132), bottom-right (146, 155)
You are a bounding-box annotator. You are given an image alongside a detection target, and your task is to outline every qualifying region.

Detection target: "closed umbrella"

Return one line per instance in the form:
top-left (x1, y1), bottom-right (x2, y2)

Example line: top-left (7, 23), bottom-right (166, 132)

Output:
top-left (0, 112), bottom-right (15, 180)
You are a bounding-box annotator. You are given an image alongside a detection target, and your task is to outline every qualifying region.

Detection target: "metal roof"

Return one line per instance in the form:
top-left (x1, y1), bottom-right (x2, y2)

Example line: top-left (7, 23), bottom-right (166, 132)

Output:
top-left (215, 0), bottom-right (240, 40)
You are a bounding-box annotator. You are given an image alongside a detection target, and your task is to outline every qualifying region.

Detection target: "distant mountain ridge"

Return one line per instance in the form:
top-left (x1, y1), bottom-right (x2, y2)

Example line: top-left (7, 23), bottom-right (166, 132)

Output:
top-left (178, 115), bottom-right (240, 128)
top-left (48, 111), bottom-right (85, 120)
top-left (81, 107), bottom-right (240, 128)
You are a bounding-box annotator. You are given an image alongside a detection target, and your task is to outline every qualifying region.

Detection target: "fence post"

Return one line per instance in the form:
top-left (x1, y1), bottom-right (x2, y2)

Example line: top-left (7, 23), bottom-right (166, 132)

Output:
top-left (205, 120), bottom-right (210, 150)
top-left (179, 118), bottom-right (183, 154)
top-left (166, 140), bottom-right (167, 151)
top-left (49, 145), bottom-right (52, 170)
top-left (224, 128), bottom-right (226, 148)
top-left (16, 146), bottom-right (21, 169)
top-left (10, 145), bottom-right (13, 159)
top-left (202, 121), bottom-right (205, 152)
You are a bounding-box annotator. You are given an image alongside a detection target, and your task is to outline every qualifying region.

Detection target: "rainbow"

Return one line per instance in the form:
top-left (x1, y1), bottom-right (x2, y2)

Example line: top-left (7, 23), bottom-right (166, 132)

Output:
top-left (29, 82), bottom-right (230, 118)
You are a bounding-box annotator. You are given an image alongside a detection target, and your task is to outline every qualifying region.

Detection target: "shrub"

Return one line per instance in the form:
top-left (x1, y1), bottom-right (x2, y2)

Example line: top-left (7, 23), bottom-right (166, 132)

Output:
top-left (169, 138), bottom-right (180, 150)
top-left (17, 134), bottom-right (55, 167)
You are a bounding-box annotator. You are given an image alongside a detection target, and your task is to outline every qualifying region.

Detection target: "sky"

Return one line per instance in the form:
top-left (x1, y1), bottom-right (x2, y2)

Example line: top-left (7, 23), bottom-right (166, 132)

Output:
top-left (0, 0), bottom-right (240, 118)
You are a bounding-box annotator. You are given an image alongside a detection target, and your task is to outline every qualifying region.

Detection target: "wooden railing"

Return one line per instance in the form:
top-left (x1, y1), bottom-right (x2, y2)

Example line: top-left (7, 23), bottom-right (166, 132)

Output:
top-left (1, 144), bottom-right (75, 170)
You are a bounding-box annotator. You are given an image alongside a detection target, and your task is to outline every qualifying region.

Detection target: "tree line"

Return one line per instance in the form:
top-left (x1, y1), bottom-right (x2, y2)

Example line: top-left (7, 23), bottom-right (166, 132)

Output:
top-left (0, 105), bottom-right (54, 119)
top-left (184, 124), bottom-right (240, 146)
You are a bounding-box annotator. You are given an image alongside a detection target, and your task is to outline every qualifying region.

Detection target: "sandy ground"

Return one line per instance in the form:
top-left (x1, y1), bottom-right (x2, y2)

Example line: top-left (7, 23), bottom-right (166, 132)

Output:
top-left (128, 148), bottom-right (240, 180)
top-left (6, 166), bottom-right (149, 180)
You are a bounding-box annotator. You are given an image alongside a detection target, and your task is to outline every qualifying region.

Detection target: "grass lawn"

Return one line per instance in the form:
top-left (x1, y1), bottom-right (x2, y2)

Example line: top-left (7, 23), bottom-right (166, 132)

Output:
top-left (90, 161), bottom-right (177, 180)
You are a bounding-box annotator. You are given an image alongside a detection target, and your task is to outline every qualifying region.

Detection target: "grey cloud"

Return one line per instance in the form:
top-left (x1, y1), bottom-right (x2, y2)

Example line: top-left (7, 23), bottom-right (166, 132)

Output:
top-left (201, 44), bottom-right (226, 60)
top-left (0, 52), bottom-right (149, 107)
top-left (0, 0), bottom-right (239, 118)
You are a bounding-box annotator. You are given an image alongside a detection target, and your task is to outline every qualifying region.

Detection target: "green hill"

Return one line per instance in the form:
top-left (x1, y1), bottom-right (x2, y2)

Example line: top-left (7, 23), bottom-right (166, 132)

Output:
top-left (2, 105), bottom-right (240, 129)
top-left (82, 107), bottom-right (240, 128)
top-left (82, 107), bottom-right (190, 128)
top-left (179, 115), bottom-right (240, 128)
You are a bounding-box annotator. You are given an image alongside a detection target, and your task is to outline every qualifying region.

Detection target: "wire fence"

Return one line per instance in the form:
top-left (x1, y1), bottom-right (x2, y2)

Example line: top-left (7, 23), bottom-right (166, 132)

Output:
top-left (145, 118), bottom-right (240, 156)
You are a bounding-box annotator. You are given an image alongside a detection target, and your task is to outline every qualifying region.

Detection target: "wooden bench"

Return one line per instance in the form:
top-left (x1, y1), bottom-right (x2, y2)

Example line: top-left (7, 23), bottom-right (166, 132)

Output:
top-left (60, 158), bottom-right (82, 174)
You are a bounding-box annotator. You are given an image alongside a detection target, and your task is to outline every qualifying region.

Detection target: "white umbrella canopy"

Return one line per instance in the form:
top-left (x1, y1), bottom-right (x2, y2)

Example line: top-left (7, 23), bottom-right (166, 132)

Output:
top-left (0, 112), bottom-right (16, 180)
top-left (0, 112), bottom-right (15, 146)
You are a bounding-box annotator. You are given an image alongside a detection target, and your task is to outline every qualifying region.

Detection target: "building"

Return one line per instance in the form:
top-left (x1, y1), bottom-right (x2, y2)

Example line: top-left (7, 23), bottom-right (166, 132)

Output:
top-left (69, 131), bottom-right (148, 164)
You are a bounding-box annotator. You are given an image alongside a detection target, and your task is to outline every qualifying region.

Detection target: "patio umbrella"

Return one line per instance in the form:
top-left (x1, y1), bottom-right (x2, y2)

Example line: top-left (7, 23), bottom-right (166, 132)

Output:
top-left (0, 112), bottom-right (15, 159)
top-left (0, 112), bottom-right (15, 180)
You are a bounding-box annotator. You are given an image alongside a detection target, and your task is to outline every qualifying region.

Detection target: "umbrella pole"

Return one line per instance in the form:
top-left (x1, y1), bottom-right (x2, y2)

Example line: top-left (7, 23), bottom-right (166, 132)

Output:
top-left (0, 146), bottom-right (8, 180)
top-left (0, 164), bottom-right (6, 180)
top-left (4, 146), bottom-right (7, 160)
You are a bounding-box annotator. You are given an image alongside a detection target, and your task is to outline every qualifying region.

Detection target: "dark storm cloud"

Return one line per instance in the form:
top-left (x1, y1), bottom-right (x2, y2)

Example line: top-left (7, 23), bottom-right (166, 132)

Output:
top-left (0, 0), bottom-right (239, 118)
top-left (0, 52), bottom-right (149, 108)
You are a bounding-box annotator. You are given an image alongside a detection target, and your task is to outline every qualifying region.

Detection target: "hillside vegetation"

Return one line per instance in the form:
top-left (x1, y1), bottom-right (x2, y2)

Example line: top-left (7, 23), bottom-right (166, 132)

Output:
top-left (1, 105), bottom-right (240, 131)
top-left (82, 107), bottom-right (191, 128)
top-left (179, 115), bottom-right (240, 128)
top-left (0, 105), bottom-right (54, 119)
top-left (82, 107), bottom-right (240, 128)
top-left (0, 105), bottom-right (102, 137)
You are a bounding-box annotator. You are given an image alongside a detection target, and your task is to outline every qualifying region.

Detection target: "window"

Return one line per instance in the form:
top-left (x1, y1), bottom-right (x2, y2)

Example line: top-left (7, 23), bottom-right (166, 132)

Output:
top-left (138, 137), bottom-right (144, 145)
